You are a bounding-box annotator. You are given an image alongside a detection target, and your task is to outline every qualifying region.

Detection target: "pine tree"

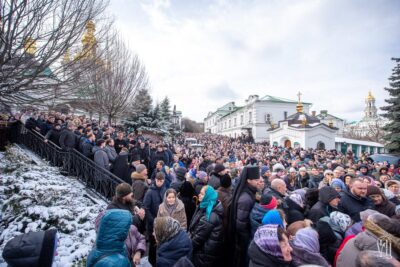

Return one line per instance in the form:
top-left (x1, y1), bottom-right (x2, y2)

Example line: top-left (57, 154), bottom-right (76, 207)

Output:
top-left (381, 58), bottom-right (400, 153)
top-left (124, 88), bottom-right (153, 130)
top-left (159, 96), bottom-right (173, 134)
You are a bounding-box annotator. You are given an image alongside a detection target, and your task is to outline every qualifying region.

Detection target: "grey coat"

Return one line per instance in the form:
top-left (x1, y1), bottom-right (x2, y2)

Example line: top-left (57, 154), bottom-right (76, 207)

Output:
top-left (104, 145), bottom-right (118, 163)
top-left (93, 146), bottom-right (110, 170)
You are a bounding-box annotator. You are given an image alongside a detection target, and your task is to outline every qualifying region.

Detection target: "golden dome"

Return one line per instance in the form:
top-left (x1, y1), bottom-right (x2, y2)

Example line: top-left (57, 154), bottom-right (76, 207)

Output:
top-left (24, 38), bottom-right (37, 55)
top-left (366, 91), bottom-right (375, 101)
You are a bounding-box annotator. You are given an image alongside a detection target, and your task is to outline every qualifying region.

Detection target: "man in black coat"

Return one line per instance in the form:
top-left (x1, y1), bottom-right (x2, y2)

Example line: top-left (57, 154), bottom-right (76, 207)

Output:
top-left (114, 131), bottom-right (127, 154)
top-left (112, 148), bottom-right (133, 183)
top-left (44, 123), bottom-right (62, 147)
top-left (229, 166), bottom-right (261, 267)
top-left (143, 172), bottom-right (166, 265)
top-left (150, 145), bottom-right (169, 171)
top-left (307, 186), bottom-right (341, 223)
top-left (59, 122), bottom-right (77, 150)
top-left (338, 177), bottom-right (373, 222)
top-left (106, 183), bottom-right (145, 233)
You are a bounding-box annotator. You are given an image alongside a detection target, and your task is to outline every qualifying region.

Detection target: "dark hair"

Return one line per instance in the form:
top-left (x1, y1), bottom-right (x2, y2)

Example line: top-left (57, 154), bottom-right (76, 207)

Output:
top-left (165, 188), bottom-right (177, 198)
top-left (156, 172), bottom-right (165, 180)
top-left (106, 139), bottom-right (113, 145)
top-left (96, 139), bottom-right (105, 146)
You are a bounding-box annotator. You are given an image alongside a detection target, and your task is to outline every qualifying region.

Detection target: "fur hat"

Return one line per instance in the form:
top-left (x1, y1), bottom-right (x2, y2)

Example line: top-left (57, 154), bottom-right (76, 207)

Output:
top-left (135, 164), bottom-right (146, 174)
top-left (116, 183), bottom-right (132, 198)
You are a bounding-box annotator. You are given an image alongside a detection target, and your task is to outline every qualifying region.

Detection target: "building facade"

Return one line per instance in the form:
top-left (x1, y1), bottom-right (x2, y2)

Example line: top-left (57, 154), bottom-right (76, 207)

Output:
top-left (204, 94), bottom-right (311, 142)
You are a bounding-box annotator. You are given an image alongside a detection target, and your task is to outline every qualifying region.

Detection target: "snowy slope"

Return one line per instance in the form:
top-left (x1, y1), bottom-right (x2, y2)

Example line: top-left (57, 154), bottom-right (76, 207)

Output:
top-left (0, 145), bottom-right (107, 267)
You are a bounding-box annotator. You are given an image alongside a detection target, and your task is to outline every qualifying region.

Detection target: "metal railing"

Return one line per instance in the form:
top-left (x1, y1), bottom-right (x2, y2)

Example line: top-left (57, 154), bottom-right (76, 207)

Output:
top-left (14, 122), bottom-right (124, 201)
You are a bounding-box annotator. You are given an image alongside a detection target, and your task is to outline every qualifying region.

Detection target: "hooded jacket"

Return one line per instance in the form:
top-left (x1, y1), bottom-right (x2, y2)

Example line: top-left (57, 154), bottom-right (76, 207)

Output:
top-left (93, 146), bottom-right (109, 170)
top-left (189, 202), bottom-right (224, 267)
top-left (2, 229), bottom-right (57, 267)
top-left (143, 184), bottom-right (166, 235)
top-left (157, 227), bottom-right (192, 267)
top-left (86, 210), bottom-right (132, 267)
top-left (307, 186), bottom-right (340, 223)
top-left (131, 172), bottom-right (148, 202)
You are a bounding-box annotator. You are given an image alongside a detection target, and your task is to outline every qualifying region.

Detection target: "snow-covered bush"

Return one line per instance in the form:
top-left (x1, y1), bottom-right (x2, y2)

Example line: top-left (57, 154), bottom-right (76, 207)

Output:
top-left (0, 146), bottom-right (107, 266)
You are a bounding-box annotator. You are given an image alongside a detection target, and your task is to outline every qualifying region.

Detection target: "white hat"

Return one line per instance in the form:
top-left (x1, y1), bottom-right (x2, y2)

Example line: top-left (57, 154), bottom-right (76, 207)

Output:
top-left (324, 170), bottom-right (333, 176)
top-left (273, 163), bottom-right (285, 172)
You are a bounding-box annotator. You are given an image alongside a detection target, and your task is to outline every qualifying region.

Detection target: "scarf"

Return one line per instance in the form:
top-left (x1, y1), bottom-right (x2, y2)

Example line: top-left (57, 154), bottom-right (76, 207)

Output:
top-left (199, 186), bottom-right (218, 221)
top-left (154, 216), bottom-right (181, 245)
top-left (292, 227), bottom-right (320, 253)
top-left (254, 224), bottom-right (283, 258)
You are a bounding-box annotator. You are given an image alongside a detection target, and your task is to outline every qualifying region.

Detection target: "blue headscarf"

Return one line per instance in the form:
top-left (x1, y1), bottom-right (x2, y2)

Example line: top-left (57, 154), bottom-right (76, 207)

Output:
top-left (199, 186), bottom-right (218, 221)
top-left (262, 209), bottom-right (284, 228)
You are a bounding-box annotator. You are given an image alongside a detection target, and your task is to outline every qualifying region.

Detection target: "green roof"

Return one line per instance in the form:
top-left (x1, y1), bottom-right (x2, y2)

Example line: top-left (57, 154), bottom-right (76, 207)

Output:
top-left (259, 95), bottom-right (312, 105)
top-left (219, 106), bottom-right (244, 119)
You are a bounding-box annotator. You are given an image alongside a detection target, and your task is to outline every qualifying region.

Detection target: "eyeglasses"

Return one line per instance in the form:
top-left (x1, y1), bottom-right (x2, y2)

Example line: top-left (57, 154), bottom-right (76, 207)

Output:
top-left (326, 173), bottom-right (333, 176)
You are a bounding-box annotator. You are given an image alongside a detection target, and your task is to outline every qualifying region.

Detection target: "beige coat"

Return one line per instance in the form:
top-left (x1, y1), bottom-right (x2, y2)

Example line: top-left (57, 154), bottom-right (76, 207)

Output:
top-left (157, 198), bottom-right (187, 229)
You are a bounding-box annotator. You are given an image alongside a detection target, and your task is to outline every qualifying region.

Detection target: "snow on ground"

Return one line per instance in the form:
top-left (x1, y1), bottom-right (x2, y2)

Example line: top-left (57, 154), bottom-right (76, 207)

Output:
top-left (0, 145), bottom-right (107, 267)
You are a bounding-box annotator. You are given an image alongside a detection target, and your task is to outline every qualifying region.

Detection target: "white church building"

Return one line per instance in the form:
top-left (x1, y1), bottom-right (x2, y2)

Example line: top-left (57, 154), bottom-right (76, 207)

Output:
top-left (204, 94), bottom-right (311, 142)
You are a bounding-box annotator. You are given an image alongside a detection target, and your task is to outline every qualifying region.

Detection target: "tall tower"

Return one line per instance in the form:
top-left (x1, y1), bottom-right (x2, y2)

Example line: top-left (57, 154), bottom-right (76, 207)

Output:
top-left (364, 91), bottom-right (377, 120)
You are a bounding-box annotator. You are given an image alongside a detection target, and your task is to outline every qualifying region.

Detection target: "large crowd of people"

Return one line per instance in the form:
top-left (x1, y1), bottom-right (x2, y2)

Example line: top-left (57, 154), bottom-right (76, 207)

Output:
top-left (2, 110), bottom-right (400, 267)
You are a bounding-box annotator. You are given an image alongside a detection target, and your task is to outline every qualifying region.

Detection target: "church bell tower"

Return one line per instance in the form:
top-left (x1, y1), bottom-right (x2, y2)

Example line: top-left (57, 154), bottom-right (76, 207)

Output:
top-left (364, 91), bottom-right (378, 120)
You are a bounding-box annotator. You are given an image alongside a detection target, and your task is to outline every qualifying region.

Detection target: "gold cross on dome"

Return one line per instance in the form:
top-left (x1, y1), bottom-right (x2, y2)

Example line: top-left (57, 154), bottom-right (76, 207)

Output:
top-left (297, 91), bottom-right (302, 103)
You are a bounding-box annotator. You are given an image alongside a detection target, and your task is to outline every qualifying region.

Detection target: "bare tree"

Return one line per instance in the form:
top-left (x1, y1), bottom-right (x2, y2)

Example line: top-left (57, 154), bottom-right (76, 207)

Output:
top-left (86, 33), bottom-right (148, 124)
top-left (0, 0), bottom-right (109, 107)
top-left (344, 119), bottom-right (386, 143)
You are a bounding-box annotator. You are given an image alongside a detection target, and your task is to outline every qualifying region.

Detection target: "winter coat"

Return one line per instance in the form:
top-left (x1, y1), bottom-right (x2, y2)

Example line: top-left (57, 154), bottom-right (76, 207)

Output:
top-left (82, 139), bottom-right (95, 158)
top-left (178, 181), bottom-right (196, 229)
top-left (248, 241), bottom-right (295, 267)
top-left (59, 128), bottom-right (77, 149)
top-left (2, 229), bottom-right (57, 267)
top-left (114, 138), bottom-right (128, 154)
top-left (104, 145), bottom-right (118, 163)
top-left (285, 197), bottom-right (305, 225)
top-left (93, 146), bottom-right (110, 170)
top-left (336, 230), bottom-right (399, 267)
top-left (106, 199), bottom-right (145, 234)
top-left (188, 202), bottom-right (224, 267)
top-left (374, 197), bottom-right (396, 217)
top-left (249, 203), bottom-right (270, 238)
top-left (25, 117), bottom-right (39, 131)
top-left (94, 210), bottom-right (146, 262)
top-left (143, 184), bottom-right (166, 235)
top-left (40, 121), bottom-right (53, 135)
top-left (208, 173), bottom-right (221, 189)
top-left (112, 152), bottom-right (132, 183)
top-left (151, 151), bottom-right (168, 169)
top-left (307, 188), bottom-right (340, 223)
top-left (86, 210), bottom-right (131, 267)
top-left (157, 198), bottom-right (187, 230)
top-left (236, 185), bottom-right (257, 241)
top-left (131, 172), bottom-right (148, 202)
top-left (157, 230), bottom-right (193, 267)
top-left (138, 147), bottom-right (150, 166)
top-left (44, 128), bottom-right (62, 147)
top-left (338, 191), bottom-right (373, 222)
top-left (295, 173), bottom-right (310, 189)
top-left (217, 186), bottom-right (232, 229)
top-left (309, 174), bottom-right (323, 189)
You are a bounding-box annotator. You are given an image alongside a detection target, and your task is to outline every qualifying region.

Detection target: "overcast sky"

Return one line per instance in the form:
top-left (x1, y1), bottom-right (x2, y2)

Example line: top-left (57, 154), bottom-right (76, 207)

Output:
top-left (108, 0), bottom-right (400, 122)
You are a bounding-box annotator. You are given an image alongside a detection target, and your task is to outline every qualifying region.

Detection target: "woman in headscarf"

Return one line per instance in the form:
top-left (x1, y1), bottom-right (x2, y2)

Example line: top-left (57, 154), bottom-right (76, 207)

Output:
top-left (154, 216), bottom-right (192, 267)
top-left (290, 227), bottom-right (330, 267)
top-left (248, 224), bottom-right (294, 267)
top-left (188, 185), bottom-right (224, 267)
top-left (157, 188), bottom-right (187, 229)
